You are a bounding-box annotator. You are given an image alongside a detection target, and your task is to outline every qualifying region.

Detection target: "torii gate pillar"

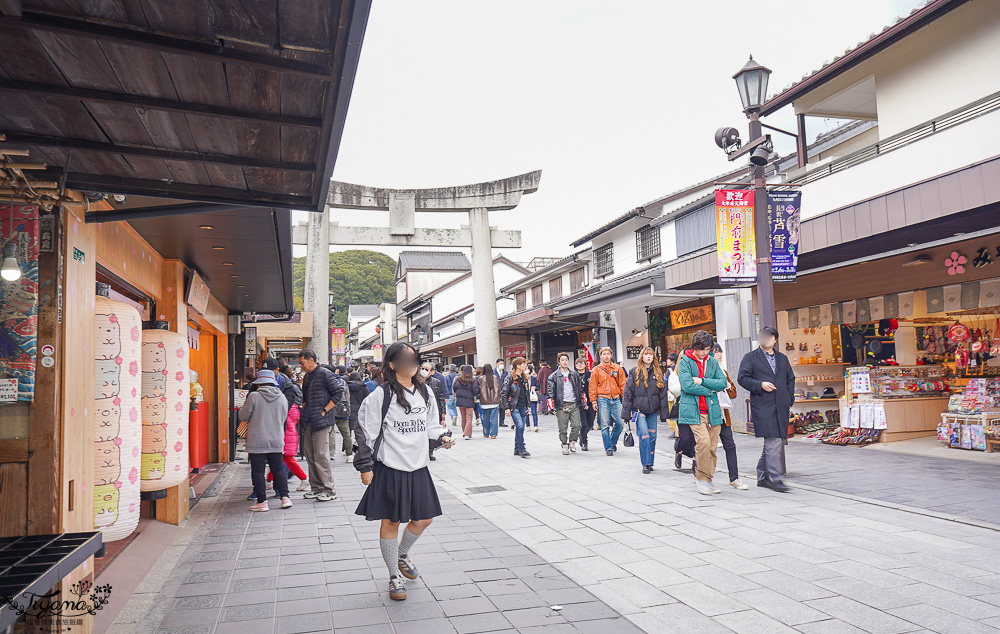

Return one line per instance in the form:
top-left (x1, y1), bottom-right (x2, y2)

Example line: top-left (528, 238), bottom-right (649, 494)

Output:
top-left (297, 171), bottom-right (541, 367)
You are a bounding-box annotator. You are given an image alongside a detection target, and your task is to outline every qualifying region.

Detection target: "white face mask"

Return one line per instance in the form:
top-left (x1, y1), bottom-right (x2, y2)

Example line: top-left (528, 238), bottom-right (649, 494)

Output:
top-left (497, 364), bottom-right (505, 371)
top-left (420, 369), bottom-right (430, 378)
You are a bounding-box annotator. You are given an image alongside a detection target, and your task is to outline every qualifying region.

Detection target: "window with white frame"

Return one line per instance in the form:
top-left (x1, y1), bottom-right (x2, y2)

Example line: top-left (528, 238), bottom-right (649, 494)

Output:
top-left (636, 224), bottom-right (660, 261)
top-left (594, 243), bottom-right (614, 277)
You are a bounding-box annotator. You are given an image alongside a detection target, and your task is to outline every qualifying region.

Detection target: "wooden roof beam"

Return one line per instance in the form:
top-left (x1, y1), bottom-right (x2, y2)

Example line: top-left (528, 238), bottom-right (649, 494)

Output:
top-left (61, 172), bottom-right (312, 208)
top-left (2, 12), bottom-right (333, 78)
top-left (1, 132), bottom-right (315, 172)
top-left (0, 80), bottom-right (322, 129)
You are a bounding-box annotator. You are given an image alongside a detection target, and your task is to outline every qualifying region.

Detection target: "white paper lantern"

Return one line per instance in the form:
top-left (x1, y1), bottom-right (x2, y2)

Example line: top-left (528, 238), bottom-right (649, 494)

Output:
top-left (140, 329), bottom-right (190, 491)
top-left (93, 296), bottom-right (143, 541)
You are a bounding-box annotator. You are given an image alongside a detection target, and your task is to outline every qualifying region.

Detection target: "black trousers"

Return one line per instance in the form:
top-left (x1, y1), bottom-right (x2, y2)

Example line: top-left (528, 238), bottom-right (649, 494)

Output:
top-left (250, 452), bottom-right (288, 502)
top-left (718, 423), bottom-right (739, 482)
top-left (579, 404), bottom-right (596, 446)
top-left (674, 422), bottom-right (695, 458)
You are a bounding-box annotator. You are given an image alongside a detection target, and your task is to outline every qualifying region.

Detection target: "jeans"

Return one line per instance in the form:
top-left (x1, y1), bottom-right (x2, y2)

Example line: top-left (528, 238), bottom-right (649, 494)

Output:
top-left (511, 407), bottom-right (527, 453)
top-left (475, 403), bottom-right (482, 421)
top-left (446, 395), bottom-right (458, 419)
top-left (250, 452), bottom-right (288, 502)
top-left (719, 422), bottom-right (739, 482)
top-left (529, 402), bottom-right (539, 426)
top-left (580, 403), bottom-right (595, 446)
top-left (635, 412), bottom-right (658, 467)
top-left (481, 407), bottom-right (499, 437)
top-left (597, 397), bottom-right (623, 452)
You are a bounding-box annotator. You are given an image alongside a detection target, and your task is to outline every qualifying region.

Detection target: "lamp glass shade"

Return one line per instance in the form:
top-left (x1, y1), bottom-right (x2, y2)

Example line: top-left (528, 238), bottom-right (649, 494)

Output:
top-left (733, 57), bottom-right (772, 112)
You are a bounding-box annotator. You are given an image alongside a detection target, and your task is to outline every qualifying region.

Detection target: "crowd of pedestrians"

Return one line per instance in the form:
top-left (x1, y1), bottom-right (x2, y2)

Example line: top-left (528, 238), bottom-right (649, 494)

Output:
top-left (236, 324), bottom-right (796, 602)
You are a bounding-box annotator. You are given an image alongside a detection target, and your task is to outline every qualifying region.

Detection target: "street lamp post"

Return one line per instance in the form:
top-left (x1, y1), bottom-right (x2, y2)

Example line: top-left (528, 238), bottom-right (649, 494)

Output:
top-left (733, 56), bottom-right (776, 331)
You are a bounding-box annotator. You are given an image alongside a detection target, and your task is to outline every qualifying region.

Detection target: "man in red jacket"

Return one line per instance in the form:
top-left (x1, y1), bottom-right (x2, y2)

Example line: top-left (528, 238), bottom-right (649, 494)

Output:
top-left (537, 361), bottom-right (554, 415)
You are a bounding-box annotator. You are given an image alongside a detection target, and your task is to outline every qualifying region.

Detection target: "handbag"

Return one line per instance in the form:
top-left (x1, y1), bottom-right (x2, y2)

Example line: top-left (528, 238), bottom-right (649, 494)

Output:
top-left (623, 410), bottom-right (637, 447)
top-left (529, 386), bottom-right (539, 402)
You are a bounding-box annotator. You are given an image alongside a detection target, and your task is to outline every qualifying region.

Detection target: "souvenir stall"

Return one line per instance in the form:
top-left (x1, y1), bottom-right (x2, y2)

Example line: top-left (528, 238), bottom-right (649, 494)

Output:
top-left (649, 300), bottom-right (717, 357)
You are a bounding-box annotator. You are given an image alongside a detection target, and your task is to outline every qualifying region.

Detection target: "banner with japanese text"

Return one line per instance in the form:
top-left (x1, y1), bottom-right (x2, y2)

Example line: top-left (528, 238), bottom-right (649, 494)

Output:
top-left (0, 204), bottom-right (39, 401)
top-left (330, 327), bottom-right (346, 355)
top-left (716, 190), bottom-right (756, 284)
top-left (768, 191), bottom-right (801, 283)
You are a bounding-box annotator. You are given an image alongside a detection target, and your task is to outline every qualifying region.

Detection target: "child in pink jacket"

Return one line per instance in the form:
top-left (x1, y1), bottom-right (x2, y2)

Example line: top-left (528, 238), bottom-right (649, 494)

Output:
top-left (268, 370), bottom-right (310, 490)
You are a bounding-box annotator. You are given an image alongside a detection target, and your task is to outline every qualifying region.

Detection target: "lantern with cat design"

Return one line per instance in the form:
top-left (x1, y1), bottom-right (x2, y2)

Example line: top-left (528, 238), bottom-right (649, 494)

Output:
top-left (140, 328), bottom-right (190, 491)
top-left (93, 296), bottom-right (143, 541)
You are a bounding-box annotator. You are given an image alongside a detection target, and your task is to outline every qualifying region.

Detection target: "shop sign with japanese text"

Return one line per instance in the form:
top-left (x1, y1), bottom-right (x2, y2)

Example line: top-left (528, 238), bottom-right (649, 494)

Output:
top-left (768, 191), bottom-right (801, 283)
top-left (716, 189), bottom-right (756, 284)
top-left (670, 304), bottom-right (714, 330)
top-left (331, 328), bottom-right (346, 355)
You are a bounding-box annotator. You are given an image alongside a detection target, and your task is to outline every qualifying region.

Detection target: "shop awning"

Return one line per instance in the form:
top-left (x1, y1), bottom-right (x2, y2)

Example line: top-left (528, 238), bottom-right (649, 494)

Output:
top-left (0, 0), bottom-right (370, 212)
top-left (128, 207), bottom-right (294, 314)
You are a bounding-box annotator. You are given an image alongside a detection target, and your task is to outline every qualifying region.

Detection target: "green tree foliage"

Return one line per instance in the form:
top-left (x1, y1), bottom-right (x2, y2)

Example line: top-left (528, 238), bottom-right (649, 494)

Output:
top-left (292, 250), bottom-right (396, 329)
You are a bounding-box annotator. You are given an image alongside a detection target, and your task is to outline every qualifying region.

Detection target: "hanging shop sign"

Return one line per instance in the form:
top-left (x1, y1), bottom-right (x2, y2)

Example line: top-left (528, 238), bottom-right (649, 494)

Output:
top-left (768, 191), bottom-right (801, 283)
top-left (670, 304), bottom-right (714, 330)
top-left (626, 346), bottom-right (644, 360)
top-left (373, 344), bottom-right (383, 363)
top-left (185, 271), bottom-right (210, 315)
top-left (505, 344), bottom-right (527, 360)
top-left (715, 189), bottom-right (756, 284)
top-left (331, 328), bottom-right (346, 355)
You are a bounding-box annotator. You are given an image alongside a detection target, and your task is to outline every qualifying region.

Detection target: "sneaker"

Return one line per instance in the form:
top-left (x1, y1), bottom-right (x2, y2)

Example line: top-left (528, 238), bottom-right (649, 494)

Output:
top-left (490, 435), bottom-right (497, 439)
top-left (534, 428), bottom-right (539, 432)
top-left (266, 481), bottom-right (273, 490)
top-left (569, 441), bottom-right (577, 453)
top-left (642, 466), bottom-right (652, 474)
top-left (296, 481), bottom-right (310, 492)
top-left (280, 497), bottom-right (293, 509)
top-left (464, 436), bottom-right (471, 440)
top-left (694, 480), bottom-right (715, 496)
top-left (397, 555), bottom-right (419, 580)
top-left (606, 450), bottom-right (614, 456)
top-left (249, 501), bottom-right (269, 512)
top-left (303, 490), bottom-right (320, 499)
top-left (710, 485), bottom-right (722, 494)
top-left (613, 445), bottom-right (617, 452)
top-left (314, 491), bottom-right (336, 502)
top-left (562, 444), bottom-right (570, 455)
top-left (674, 453), bottom-right (683, 469)
top-left (346, 455), bottom-right (354, 463)
top-left (429, 454), bottom-right (436, 461)
top-left (580, 443), bottom-right (588, 451)
top-left (247, 493), bottom-right (256, 501)
top-left (389, 575), bottom-right (406, 601)
top-left (729, 479), bottom-right (749, 490)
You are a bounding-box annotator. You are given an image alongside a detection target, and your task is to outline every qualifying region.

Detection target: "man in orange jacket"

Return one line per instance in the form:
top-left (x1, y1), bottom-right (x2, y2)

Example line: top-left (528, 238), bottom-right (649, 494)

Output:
top-left (589, 347), bottom-right (627, 456)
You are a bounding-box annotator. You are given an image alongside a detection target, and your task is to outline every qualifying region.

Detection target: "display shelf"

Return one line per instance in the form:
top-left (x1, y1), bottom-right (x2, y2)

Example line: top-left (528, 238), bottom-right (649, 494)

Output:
top-left (794, 398), bottom-right (839, 403)
top-left (792, 363), bottom-right (850, 367)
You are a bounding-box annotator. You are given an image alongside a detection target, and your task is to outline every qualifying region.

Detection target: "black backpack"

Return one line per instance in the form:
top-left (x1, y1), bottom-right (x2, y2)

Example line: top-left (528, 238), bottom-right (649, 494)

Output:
top-left (334, 375), bottom-right (351, 420)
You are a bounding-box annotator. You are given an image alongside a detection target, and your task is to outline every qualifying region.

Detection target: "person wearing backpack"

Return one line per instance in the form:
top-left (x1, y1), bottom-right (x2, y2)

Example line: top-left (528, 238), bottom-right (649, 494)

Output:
top-left (298, 350), bottom-right (344, 502)
top-left (324, 369), bottom-right (354, 464)
top-left (477, 363), bottom-right (502, 438)
top-left (354, 342), bottom-right (455, 602)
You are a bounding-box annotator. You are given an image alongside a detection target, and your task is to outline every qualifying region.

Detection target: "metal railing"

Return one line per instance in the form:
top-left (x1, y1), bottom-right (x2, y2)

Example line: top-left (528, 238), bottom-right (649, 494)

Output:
top-left (788, 90), bottom-right (1000, 186)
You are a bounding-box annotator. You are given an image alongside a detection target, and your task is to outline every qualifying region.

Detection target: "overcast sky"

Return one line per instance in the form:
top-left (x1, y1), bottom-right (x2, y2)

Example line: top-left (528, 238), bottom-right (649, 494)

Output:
top-left (296, 0), bottom-right (924, 263)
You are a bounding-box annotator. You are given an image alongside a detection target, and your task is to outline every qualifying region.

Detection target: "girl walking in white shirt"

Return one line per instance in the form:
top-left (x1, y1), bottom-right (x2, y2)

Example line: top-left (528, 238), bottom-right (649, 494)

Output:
top-left (354, 342), bottom-right (455, 601)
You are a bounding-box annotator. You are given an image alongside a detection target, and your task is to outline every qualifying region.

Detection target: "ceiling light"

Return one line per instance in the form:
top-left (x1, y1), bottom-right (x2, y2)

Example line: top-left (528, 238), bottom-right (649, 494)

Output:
top-left (902, 254), bottom-right (932, 267)
top-left (199, 225), bottom-right (214, 230)
top-left (1, 242), bottom-right (21, 282)
top-left (213, 246), bottom-right (224, 250)
top-left (222, 262), bottom-right (234, 266)
top-left (906, 243), bottom-right (918, 248)
top-left (237, 285), bottom-right (246, 288)
top-left (230, 275), bottom-right (239, 278)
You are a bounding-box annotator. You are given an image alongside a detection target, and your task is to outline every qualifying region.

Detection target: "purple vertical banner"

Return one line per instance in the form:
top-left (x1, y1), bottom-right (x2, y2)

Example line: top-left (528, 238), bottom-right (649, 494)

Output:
top-left (768, 191), bottom-right (801, 283)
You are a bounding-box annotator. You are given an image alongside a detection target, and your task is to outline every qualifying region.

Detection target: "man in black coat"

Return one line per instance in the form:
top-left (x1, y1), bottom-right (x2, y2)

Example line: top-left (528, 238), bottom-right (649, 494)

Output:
top-left (737, 326), bottom-right (796, 492)
top-left (546, 353), bottom-right (585, 454)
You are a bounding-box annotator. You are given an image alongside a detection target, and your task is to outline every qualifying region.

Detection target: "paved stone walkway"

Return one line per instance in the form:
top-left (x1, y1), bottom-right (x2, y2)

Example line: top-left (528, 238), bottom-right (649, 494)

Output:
top-left (112, 418), bottom-right (1000, 633)
top-left (731, 433), bottom-right (1000, 526)
top-left (115, 451), bottom-right (640, 633)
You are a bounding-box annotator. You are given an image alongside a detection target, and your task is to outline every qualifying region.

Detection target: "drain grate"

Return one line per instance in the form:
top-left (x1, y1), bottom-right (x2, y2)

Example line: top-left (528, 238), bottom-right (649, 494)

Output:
top-left (467, 485), bottom-right (507, 494)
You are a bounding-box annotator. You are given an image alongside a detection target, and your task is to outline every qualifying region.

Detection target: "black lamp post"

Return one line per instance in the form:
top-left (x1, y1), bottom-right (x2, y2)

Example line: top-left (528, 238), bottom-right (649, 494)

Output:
top-left (732, 56), bottom-right (776, 330)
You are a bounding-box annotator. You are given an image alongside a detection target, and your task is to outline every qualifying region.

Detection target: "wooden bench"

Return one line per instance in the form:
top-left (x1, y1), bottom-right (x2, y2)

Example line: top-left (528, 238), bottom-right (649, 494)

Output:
top-left (988, 438), bottom-right (1000, 453)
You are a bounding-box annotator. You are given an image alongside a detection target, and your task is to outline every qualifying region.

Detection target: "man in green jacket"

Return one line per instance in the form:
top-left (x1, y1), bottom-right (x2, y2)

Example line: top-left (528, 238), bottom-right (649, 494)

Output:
top-left (678, 330), bottom-right (728, 495)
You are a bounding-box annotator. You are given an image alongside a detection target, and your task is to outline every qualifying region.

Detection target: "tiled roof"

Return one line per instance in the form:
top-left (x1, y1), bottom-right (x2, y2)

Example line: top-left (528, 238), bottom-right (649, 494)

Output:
top-left (397, 251), bottom-right (472, 272)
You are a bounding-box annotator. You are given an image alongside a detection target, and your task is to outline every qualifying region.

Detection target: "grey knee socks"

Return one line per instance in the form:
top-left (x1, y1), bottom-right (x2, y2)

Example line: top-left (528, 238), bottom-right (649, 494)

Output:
top-left (398, 527), bottom-right (422, 557)
top-left (380, 538), bottom-right (400, 579)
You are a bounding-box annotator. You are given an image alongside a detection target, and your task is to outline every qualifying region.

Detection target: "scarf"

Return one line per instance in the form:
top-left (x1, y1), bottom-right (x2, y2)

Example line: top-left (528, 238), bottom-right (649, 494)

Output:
top-left (684, 349), bottom-right (709, 414)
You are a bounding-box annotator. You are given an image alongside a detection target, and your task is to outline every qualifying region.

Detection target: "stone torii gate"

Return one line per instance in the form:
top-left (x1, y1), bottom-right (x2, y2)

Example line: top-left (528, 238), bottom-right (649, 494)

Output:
top-left (295, 170), bottom-right (541, 366)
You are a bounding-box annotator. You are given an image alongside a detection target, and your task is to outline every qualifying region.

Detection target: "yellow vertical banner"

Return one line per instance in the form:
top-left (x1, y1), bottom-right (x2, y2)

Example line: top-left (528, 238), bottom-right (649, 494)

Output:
top-left (716, 189), bottom-right (756, 284)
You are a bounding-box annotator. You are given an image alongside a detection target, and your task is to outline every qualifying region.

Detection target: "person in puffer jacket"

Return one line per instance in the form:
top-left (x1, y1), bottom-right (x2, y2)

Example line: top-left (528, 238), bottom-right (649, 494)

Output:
top-left (353, 342), bottom-right (454, 602)
top-left (622, 347), bottom-right (671, 475)
top-left (239, 370), bottom-right (290, 512)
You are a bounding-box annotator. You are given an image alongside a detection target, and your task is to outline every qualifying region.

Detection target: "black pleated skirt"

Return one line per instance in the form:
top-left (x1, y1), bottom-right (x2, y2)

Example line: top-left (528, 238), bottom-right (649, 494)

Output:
top-left (355, 462), bottom-right (443, 523)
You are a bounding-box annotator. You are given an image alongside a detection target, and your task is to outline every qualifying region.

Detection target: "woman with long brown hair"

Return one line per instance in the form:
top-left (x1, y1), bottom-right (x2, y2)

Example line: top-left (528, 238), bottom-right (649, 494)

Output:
top-left (452, 364), bottom-right (480, 439)
top-left (622, 346), bottom-right (671, 474)
top-left (477, 363), bottom-right (501, 438)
